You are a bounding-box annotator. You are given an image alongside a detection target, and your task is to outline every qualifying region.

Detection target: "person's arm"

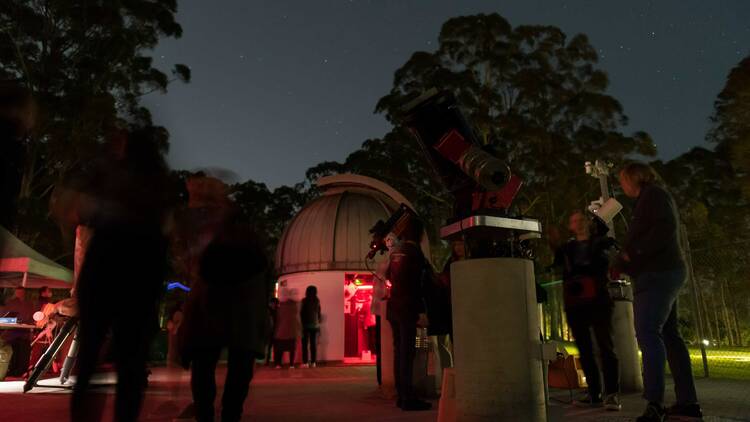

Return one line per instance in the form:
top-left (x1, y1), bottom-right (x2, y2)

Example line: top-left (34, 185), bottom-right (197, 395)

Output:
top-left (624, 186), bottom-right (677, 261)
top-left (551, 246), bottom-right (564, 270)
top-left (415, 250), bottom-right (429, 316)
top-left (317, 302), bottom-right (322, 324)
top-left (173, 310), bottom-right (183, 332)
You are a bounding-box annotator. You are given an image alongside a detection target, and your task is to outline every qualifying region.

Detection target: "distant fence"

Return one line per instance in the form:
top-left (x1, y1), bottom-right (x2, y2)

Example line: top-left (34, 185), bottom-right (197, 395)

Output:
top-left (683, 231), bottom-right (750, 380)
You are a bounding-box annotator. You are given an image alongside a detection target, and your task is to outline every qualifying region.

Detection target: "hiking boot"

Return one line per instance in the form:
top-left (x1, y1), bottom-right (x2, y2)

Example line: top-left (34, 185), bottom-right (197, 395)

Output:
top-left (575, 392), bottom-right (603, 407)
top-left (604, 393), bottom-right (622, 411)
top-left (401, 399), bottom-right (432, 411)
top-left (637, 402), bottom-right (666, 422)
top-left (666, 403), bottom-right (703, 421)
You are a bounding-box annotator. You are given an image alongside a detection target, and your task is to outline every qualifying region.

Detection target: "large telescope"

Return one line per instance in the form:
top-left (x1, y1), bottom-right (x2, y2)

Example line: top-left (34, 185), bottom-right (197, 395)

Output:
top-left (402, 89), bottom-right (547, 421)
top-left (402, 88), bottom-right (539, 258)
top-left (403, 89), bottom-right (525, 219)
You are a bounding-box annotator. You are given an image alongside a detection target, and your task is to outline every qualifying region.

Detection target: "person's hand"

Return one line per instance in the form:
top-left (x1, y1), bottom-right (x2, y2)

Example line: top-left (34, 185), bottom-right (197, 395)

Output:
top-left (417, 313), bottom-right (429, 328)
top-left (621, 252), bottom-right (631, 262)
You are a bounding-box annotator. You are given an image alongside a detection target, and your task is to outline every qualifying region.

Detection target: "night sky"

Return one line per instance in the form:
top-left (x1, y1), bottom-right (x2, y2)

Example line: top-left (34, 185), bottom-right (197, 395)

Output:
top-left (144, 0), bottom-right (750, 188)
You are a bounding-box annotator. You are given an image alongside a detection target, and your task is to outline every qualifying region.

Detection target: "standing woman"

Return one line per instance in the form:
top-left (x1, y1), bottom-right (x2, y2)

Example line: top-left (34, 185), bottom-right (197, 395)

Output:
top-left (616, 162), bottom-right (701, 422)
top-left (300, 285), bottom-right (322, 368)
top-left (554, 211), bottom-right (620, 410)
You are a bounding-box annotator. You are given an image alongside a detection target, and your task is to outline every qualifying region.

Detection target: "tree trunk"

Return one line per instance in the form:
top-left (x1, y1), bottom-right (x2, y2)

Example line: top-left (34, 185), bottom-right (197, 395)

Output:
top-left (711, 293), bottom-right (722, 345)
top-left (719, 280), bottom-right (734, 345)
top-left (731, 298), bottom-right (743, 346)
top-left (698, 282), bottom-right (715, 341)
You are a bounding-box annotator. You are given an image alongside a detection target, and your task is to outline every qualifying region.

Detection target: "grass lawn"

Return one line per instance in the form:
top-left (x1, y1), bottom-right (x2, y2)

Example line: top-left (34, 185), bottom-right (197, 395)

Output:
top-left (554, 341), bottom-right (750, 380)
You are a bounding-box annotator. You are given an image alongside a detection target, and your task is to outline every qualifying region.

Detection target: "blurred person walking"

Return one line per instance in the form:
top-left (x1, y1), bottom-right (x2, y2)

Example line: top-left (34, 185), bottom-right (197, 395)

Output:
top-left (300, 285), bottom-right (322, 368)
top-left (616, 162), bottom-right (701, 422)
top-left (175, 173), bottom-right (270, 422)
top-left (553, 211), bottom-right (621, 410)
top-left (265, 298), bottom-right (279, 366)
top-left (63, 127), bottom-right (172, 422)
top-left (273, 288), bottom-right (301, 369)
top-left (0, 80), bottom-right (33, 232)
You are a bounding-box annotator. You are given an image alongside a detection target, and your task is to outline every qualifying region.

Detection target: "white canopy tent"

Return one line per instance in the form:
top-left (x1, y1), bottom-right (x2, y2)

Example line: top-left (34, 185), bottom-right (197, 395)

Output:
top-left (0, 226), bottom-right (72, 289)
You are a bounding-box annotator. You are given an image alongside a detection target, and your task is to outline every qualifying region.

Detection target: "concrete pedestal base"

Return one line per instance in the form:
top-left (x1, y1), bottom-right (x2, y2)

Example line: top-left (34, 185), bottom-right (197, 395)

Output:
top-left (451, 258), bottom-right (546, 422)
top-left (612, 299), bottom-right (643, 393)
top-left (379, 315), bottom-right (396, 400)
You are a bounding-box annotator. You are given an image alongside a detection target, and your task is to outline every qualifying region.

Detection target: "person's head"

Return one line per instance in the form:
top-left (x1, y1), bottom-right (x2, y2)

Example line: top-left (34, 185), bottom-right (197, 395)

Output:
top-left (305, 285), bottom-right (318, 299)
top-left (618, 162), bottom-right (658, 198)
top-left (14, 287), bottom-right (26, 300)
top-left (385, 233), bottom-right (399, 251)
top-left (105, 128), bottom-right (129, 160)
top-left (0, 81), bottom-right (35, 137)
top-left (451, 239), bottom-right (466, 260)
top-left (186, 173), bottom-right (231, 210)
top-left (39, 286), bottom-right (52, 300)
top-left (399, 216), bottom-right (424, 243)
top-left (281, 287), bottom-right (298, 302)
top-left (568, 211), bottom-right (590, 239)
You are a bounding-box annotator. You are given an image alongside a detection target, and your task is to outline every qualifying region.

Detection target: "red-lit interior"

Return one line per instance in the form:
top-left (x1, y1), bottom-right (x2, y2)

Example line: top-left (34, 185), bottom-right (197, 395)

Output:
top-left (343, 273), bottom-right (376, 364)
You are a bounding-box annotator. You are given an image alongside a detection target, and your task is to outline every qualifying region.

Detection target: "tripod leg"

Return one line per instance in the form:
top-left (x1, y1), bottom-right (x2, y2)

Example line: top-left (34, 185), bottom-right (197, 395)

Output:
top-left (23, 318), bottom-right (77, 393)
top-left (60, 327), bottom-right (80, 384)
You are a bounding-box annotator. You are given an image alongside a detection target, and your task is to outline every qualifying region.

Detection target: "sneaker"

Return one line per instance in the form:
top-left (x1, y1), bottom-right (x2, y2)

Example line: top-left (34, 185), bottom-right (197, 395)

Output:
top-left (575, 392), bottom-right (603, 407)
top-left (401, 399), bottom-right (432, 411)
top-left (666, 403), bottom-right (703, 420)
top-left (637, 402), bottom-right (666, 422)
top-left (604, 394), bottom-right (622, 411)
top-left (311, 362), bottom-right (317, 368)
top-left (302, 363), bottom-right (309, 368)
top-left (274, 365), bottom-right (282, 369)
top-left (289, 365), bottom-right (295, 370)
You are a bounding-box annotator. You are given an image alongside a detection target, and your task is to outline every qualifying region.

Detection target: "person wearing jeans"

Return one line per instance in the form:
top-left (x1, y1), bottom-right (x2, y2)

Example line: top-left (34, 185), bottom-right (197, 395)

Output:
top-left (301, 329), bottom-right (319, 367)
top-left (617, 162), bottom-right (701, 422)
top-left (273, 290), bottom-right (301, 369)
top-left (300, 285), bottom-right (322, 367)
top-left (632, 269), bottom-right (698, 408)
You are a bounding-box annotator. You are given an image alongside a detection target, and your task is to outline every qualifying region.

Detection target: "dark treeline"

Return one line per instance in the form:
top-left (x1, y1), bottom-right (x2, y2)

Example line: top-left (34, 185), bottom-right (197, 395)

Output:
top-left (2, 7), bottom-right (748, 343)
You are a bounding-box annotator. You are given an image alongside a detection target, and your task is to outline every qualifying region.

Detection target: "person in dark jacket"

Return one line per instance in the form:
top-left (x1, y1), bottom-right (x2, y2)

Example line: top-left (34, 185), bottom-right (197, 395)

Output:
top-left (386, 218), bottom-right (431, 412)
top-left (616, 162), bottom-right (701, 422)
top-left (177, 174), bottom-right (270, 422)
top-left (67, 128), bottom-right (171, 422)
top-left (554, 211), bottom-right (620, 410)
top-left (300, 285), bottom-right (322, 367)
top-left (265, 298), bottom-right (279, 366)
